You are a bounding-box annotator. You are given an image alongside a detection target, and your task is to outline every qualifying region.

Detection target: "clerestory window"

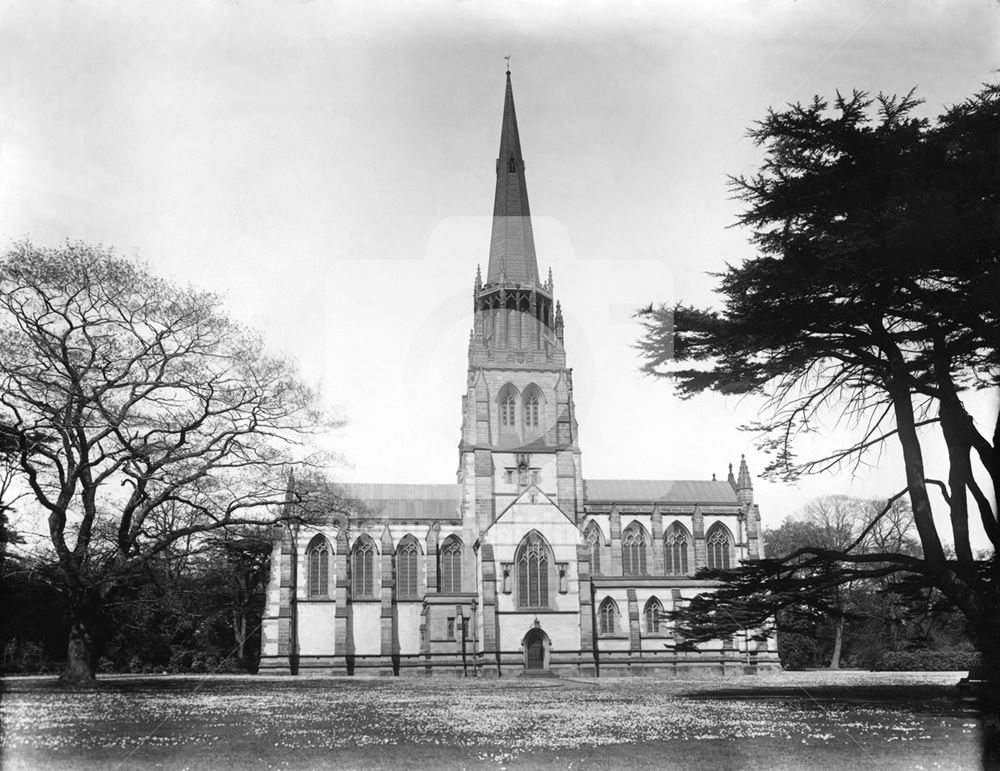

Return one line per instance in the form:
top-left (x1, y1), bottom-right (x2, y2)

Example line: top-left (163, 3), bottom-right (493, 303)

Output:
top-left (439, 538), bottom-right (463, 593)
top-left (396, 539), bottom-right (419, 598)
top-left (707, 525), bottom-right (733, 570)
top-left (622, 524), bottom-right (648, 576)
top-left (307, 536), bottom-right (331, 598)
top-left (352, 537), bottom-right (376, 597)
top-left (664, 524), bottom-right (691, 575)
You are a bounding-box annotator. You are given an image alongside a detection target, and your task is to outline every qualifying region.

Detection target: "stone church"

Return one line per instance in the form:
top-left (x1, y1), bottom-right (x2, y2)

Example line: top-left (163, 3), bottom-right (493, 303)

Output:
top-left (259, 71), bottom-right (778, 676)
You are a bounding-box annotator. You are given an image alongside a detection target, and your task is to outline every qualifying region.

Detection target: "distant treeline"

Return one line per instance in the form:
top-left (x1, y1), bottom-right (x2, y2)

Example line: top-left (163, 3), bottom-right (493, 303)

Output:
top-left (765, 496), bottom-right (977, 671)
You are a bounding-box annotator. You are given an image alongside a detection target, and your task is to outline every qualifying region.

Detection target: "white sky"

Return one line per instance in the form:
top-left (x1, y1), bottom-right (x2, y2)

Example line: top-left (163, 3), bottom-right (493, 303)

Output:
top-left (1, 1), bottom-right (997, 546)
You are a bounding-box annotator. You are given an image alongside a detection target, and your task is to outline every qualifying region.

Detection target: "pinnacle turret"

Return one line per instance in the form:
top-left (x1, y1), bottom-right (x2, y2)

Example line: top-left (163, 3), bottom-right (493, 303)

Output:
top-left (736, 455), bottom-right (753, 506)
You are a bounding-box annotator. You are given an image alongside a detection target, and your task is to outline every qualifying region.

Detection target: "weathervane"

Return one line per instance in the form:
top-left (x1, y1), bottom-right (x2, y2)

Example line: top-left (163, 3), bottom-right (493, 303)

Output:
top-left (504, 55), bottom-right (511, 73)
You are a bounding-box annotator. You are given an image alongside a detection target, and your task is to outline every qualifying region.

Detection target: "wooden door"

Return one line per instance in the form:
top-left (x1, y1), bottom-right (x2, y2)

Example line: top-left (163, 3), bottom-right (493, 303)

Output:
top-left (526, 633), bottom-right (544, 669)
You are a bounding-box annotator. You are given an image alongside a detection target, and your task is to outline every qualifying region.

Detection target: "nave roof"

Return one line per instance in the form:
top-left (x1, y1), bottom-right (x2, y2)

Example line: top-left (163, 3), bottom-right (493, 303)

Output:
top-left (583, 479), bottom-right (739, 506)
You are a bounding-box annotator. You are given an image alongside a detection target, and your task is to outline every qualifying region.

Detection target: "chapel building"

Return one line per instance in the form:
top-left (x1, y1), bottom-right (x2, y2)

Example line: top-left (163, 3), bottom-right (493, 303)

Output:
top-left (259, 71), bottom-right (779, 676)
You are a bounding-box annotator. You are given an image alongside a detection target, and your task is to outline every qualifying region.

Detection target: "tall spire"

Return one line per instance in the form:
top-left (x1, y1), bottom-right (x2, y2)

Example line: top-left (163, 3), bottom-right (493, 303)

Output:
top-left (486, 70), bottom-right (539, 285)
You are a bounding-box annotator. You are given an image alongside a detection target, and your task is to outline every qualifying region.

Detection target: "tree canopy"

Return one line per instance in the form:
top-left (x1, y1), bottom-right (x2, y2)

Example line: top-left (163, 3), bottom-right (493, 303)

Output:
top-left (0, 242), bottom-right (339, 681)
top-left (636, 83), bottom-right (999, 762)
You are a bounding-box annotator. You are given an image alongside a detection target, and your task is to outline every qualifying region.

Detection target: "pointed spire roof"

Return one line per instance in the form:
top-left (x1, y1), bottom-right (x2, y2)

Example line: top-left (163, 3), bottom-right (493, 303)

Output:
top-left (737, 455), bottom-right (752, 490)
top-left (487, 70), bottom-right (539, 285)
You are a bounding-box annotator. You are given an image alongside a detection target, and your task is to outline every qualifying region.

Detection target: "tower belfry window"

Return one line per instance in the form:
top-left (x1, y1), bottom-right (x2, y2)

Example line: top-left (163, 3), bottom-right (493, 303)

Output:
top-left (524, 392), bottom-right (539, 431)
top-left (500, 391), bottom-right (517, 432)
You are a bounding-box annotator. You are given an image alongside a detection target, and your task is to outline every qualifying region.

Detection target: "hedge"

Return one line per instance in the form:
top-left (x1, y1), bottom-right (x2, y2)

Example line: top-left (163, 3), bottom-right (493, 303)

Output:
top-left (874, 649), bottom-right (982, 671)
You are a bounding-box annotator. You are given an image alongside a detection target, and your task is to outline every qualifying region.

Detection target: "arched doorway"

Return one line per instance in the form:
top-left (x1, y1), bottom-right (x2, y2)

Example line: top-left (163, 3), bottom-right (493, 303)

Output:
top-left (523, 628), bottom-right (546, 670)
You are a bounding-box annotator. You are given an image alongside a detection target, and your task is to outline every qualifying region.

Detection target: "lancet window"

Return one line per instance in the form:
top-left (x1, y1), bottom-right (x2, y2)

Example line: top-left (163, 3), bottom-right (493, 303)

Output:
top-left (439, 538), bottom-right (463, 593)
top-left (516, 532), bottom-right (551, 609)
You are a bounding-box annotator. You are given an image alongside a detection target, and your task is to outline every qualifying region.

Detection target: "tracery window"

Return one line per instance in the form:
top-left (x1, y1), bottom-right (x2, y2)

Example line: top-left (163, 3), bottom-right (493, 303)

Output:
top-left (706, 525), bottom-right (733, 570)
top-left (516, 533), bottom-right (550, 609)
top-left (622, 524), bottom-right (648, 576)
top-left (439, 538), bottom-right (463, 593)
top-left (307, 536), bottom-right (330, 598)
top-left (524, 391), bottom-right (540, 431)
top-left (500, 391), bottom-right (517, 432)
top-left (584, 522), bottom-right (602, 576)
top-left (598, 598), bottom-right (617, 635)
top-left (644, 597), bottom-right (663, 634)
top-left (664, 524), bottom-right (691, 575)
top-left (396, 539), bottom-right (419, 598)
top-left (351, 537), bottom-right (376, 597)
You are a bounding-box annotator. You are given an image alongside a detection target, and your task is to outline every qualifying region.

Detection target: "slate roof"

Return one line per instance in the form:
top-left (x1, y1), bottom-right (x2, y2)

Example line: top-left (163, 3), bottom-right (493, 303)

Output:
top-left (334, 483), bottom-right (463, 522)
top-left (583, 479), bottom-right (739, 505)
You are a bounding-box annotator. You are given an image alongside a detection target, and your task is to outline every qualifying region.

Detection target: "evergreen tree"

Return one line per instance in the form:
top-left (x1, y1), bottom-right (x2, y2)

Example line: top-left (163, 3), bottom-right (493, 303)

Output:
top-left (637, 83), bottom-right (1000, 763)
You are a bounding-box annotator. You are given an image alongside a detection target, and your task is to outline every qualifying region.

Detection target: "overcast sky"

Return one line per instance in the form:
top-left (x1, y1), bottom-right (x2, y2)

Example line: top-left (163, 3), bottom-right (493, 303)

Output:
top-left (1, 1), bottom-right (997, 543)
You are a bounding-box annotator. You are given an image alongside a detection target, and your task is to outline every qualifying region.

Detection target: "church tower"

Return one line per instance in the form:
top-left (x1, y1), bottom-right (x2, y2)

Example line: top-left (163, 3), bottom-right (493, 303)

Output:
top-left (258, 66), bottom-right (780, 678)
top-left (458, 69), bottom-right (584, 534)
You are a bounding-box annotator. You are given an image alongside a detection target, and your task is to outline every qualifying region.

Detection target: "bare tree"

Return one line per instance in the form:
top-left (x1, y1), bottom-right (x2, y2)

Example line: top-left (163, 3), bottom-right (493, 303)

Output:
top-left (801, 496), bottom-right (857, 668)
top-left (0, 241), bottom-right (337, 682)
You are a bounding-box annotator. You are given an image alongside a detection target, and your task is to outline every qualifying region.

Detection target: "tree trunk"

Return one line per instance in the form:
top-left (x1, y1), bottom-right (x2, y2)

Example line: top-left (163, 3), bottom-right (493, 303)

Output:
top-left (60, 617), bottom-right (96, 684)
top-left (980, 592), bottom-right (1000, 768)
top-left (233, 611), bottom-right (246, 663)
top-left (829, 616), bottom-right (844, 670)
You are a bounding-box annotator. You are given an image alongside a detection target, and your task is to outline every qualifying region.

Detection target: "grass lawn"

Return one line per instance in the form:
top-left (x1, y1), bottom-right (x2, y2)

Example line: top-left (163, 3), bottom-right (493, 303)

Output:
top-left (0, 670), bottom-right (981, 770)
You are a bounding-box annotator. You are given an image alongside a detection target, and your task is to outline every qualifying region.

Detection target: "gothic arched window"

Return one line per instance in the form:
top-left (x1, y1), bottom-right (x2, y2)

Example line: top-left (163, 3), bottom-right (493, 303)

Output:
top-left (584, 522), bottom-right (603, 576)
top-left (439, 537), bottom-right (463, 593)
top-left (396, 538), bottom-right (420, 599)
top-left (644, 597), bottom-right (663, 634)
top-left (664, 523), bottom-right (691, 576)
top-left (598, 597), bottom-right (617, 635)
top-left (351, 536), bottom-right (376, 597)
top-left (499, 387), bottom-right (518, 433)
top-left (516, 532), bottom-right (551, 609)
top-left (622, 523), bottom-right (648, 576)
top-left (524, 390), bottom-right (540, 432)
top-left (706, 524), bottom-right (734, 570)
top-left (307, 536), bottom-right (331, 598)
